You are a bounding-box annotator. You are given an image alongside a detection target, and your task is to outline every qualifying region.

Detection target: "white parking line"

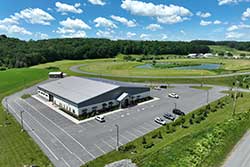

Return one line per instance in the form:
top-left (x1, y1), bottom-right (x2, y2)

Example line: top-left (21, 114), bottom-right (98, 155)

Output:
top-left (133, 128), bottom-right (145, 135)
top-left (15, 100), bottom-right (86, 164)
top-left (138, 125), bottom-right (151, 132)
top-left (125, 131), bottom-right (138, 138)
top-left (94, 144), bottom-right (106, 154)
top-left (61, 157), bottom-right (71, 167)
top-left (110, 136), bottom-right (123, 145)
top-left (21, 99), bottom-right (96, 159)
top-left (8, 104), bottom-right (59, 161)
top-left (120, 134), bottom-right (130, 142)
top-left (102, 140), bottom-right (114, 149)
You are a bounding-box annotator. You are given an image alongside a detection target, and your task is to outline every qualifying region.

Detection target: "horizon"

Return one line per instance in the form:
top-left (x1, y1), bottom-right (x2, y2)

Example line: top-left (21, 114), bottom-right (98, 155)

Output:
top-left (1, 0), bottom-right (250, 41)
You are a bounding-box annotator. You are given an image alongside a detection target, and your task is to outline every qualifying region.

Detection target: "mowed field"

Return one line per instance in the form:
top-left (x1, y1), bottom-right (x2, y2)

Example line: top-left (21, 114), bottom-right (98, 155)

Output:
top-left (209, 45), bottom-right (250, 55)
top-left (0, 68), bottom-right (52, 167)
top-left (33, 58), bottom-right (250, 77)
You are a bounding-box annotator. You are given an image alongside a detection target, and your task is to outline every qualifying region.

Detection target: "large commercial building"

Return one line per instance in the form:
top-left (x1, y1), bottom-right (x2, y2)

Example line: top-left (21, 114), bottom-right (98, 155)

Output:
top-left (37, 76), bottom-right (150, 116)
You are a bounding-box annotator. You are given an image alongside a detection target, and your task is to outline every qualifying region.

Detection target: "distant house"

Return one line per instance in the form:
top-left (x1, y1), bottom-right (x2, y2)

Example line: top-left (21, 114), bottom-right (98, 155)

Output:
top-left (203, 53), bottom-right (213, 58)
top-left (187, 53), bottom-right (198, 58)
top-left (232, 55), bottom-right (241, 59)
top-left (49, 72), bottom-right (64, 78)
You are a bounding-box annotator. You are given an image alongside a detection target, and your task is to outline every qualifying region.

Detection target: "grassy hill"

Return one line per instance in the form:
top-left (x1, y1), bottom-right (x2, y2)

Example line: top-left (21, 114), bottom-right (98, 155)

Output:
top-left (209, 45), bottom-right (250, 55)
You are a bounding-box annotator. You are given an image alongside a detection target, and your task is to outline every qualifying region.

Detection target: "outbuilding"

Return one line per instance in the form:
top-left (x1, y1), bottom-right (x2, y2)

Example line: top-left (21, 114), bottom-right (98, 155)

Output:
top-left (37, 76), bottom-right (150, 116)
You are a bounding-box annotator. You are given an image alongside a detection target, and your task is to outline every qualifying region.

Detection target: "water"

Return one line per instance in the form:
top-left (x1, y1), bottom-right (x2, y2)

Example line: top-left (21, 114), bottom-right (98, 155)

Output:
top-left (136, 63), bottom-right (221, 70)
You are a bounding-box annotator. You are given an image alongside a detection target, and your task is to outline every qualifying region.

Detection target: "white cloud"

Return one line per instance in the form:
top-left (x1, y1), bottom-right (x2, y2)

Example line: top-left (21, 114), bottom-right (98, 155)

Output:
top-left (161, 34), bottom-right (168, 40)
top-left (196, 11), bottom-right (211, 18)
top-left (35, 32), bottom-right (49, 39)
top-left (127, 32), bottom-right (136, 38)
top-left (59, 17), bottom-right (91, 30)
top-left (218, 0), bottom-right (249, 5)
top-left (96, 30), bottom-right (114, 38)
top-left (55, 2), bottom-right (83, 14)
top-left (226, 32), bottom-right (244, 39)
top-left (94, 17), bottom-right (117, 28)
top-left (88, 0), bottom-right (105, 6)
top-left (13, 8), bottom-right (54, 25)
top-left (140, 33), bottom-right (150, 39)
top-left (62, 31), bottom-right (87, 38)
top-left (213, 20), bottom-right (222, 24)
top-left (180, 30), bottom-right (186, 35)
top-left (200, 20), bottom-right (212, 26)
top-left (110, 15), bottom-right (136, 27)
top-left (242, 8), bottom-right (250, 20)
top-left (0, 17), bottom-right (18, 25)
top-left (227, 24), bottom-right (250, 31)
top-left (121, 0), bottom-right (192, 24)
top-left (0, 24), bottom-right (32, 35)
top-left (146, 24), bottom-right (162, 31)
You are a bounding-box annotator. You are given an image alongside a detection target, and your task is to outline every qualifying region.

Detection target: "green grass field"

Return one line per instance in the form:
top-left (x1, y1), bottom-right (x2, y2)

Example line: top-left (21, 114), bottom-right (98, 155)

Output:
top-left (83, 92), bottom-right (250, 167)
top-left (0, 68), bottom-right (53, 167)
top-left (209, 45), bottom-right (250, 55)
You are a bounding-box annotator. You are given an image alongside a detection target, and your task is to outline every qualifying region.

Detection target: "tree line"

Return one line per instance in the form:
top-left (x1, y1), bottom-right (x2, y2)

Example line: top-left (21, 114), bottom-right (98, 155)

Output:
top-left (0, 35), bottom-right (211, 68)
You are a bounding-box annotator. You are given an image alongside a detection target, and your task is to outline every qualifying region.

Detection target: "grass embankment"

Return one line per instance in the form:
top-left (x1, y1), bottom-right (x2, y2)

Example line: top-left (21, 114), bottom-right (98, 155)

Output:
top-left (83, 92), bottom-right (250, 167)
top-left (0, 68), bottom-right (53, 167)
top-left (209, 45), bottom-right (250, 55)
top-left (190, 86), bottom-right (213, 90)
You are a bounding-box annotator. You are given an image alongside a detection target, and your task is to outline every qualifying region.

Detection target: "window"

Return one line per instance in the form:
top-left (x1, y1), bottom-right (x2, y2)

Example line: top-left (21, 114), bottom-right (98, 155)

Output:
top-left (92, 106), bottom-right (97, 112)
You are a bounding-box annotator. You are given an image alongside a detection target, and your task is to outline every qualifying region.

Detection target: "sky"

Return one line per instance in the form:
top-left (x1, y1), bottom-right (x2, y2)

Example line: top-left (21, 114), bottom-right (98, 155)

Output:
top-left (0, 0), bottom-right (250, 41)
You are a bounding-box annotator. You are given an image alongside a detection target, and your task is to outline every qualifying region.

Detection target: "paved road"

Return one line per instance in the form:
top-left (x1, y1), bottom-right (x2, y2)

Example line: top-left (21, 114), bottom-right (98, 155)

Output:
top-left (70, 64), bottom-right (250, 79)
top-left (223, 131), bottom-right (250, 167)
top-left (2, 80), bottom-right (227, 167)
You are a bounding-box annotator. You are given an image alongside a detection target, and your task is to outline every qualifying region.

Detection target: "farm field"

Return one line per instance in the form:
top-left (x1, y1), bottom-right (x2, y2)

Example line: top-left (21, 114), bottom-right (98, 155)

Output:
top-left (0, 68), bottom-right (52, 167)
top-left (209, 45), bottom-right (250, 55)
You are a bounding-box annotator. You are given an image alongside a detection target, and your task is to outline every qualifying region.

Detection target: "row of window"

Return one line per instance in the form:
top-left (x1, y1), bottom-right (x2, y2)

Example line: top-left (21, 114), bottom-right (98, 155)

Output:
top-left (38, 90), bottom-right (48, 97)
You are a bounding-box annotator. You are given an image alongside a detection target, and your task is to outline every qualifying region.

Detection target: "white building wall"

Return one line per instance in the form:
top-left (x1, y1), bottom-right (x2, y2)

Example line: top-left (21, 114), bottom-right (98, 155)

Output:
top-left (53, 96), bottom-right (80, 116)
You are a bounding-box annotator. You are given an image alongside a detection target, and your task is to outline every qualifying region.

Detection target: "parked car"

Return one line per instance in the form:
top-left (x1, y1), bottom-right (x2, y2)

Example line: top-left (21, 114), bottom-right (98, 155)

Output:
top-left (172, 108), bottom-right (185, 116)
top-left (168, 93), bottom-right (179, 99)
top-left (95, 115), bottom-right (105, 122)
top-left (154, 117), bottom-right (166, 125)
top-left (163, 113), bottom-right (176, 121)
top-left (153, 86), bottom-right (161, 90)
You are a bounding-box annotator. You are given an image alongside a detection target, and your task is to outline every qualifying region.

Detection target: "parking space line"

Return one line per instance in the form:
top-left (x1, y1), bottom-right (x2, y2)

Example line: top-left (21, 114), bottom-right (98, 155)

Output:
top-left (110, 136), bottom-right (123, 145)
top-left (139, 125), bottom-right (151, 132)
top-left (14, 100), bottom-right (86, 164)
top-left (61, 157), bottom-right (71, 167)
top-left (21, 99), bottom-right (96, 159)
top-left (94, 144), bottom-right (106, 154)
top-left (102, 140), bottom-right (115, 149)
top-left (120, 134), bottom-right (130, 142)
top-left (133, 128), bottom-right (145, 135)
top-left (8, 104), bottom-right (59, 161)
top-left (125, 131), bottom-right (138, 138)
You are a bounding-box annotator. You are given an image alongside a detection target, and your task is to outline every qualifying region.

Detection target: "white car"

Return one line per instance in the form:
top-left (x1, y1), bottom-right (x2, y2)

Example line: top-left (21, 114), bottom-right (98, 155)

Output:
top-left (168, 93), bottom-right (179, 99)
top-left (95, 115), bottom-right (105, 122)
top-left (154, 117), bottom-right (166, 125)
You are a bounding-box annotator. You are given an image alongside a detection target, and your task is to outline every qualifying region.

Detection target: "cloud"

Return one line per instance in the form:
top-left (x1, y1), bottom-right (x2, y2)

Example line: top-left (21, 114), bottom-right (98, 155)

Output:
top-left (146, 24), bottom-right (162, 31)
top-left (35, 32), bottom-right (49, 39)
top-left (213, 20), bottom-right (222, 24)
top-left (226, 32), bottom-right (244, 39)
top-left (96, 30), bottom-right (114, 38)
top-left (200, 20), bottom-right (212, 26)
top-left (227, 24), bottom-right (250, 31)
top-left (0, 17), bottom-right (18, 25)
top-left (218, 0), bottom-right (249, 5)
top-left (55, 2), bottom-right (83, 14)
top-left (110, 15), bottom-right (136, 27)
top-left (242, 8), bottom-right (250, 20)
top-left (88, 0), bottom-right (106, 6)
top-left (161, 34), bottom-right (168, 40)
top-left (56, 18), bottom-right (90, 38)
top-left (59, 17), bottom-right (91, 30)
top-left (196, 11), bottom-right (211, 18)
top-left (13, 8), bottom-right (54, 25)
top-left (94, 17), bottom-right (117, 28)
top-left (0, 24), bottom-right (32, 35)
top-left (127, 32), bottom-right (136, 38)
top-left (121, 0), bottom-right (192, 24)
top-left (180, 30), bottom-right (186, 35)
top-left (140, 33), bottom-right (150, 39)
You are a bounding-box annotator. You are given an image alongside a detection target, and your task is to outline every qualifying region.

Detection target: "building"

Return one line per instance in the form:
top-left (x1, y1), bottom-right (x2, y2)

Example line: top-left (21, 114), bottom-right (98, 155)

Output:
top-left (37, 76), bottom-right (150, 116)
top-left (49, 72), bottom-right (64, 78)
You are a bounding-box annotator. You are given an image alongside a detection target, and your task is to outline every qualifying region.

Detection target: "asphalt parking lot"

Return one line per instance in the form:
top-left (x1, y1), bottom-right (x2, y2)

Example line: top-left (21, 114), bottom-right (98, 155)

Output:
top-left (4, 80), bottom-right (226, 167)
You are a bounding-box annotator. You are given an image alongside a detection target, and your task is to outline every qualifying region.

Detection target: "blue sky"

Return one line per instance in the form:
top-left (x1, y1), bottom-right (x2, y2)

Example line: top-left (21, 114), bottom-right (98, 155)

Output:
top-left (0, 0), bottom-right (250, 41)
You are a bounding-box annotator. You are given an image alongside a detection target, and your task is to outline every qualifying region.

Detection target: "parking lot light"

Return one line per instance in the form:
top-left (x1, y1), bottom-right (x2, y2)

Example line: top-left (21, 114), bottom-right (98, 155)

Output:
top-left (20, 110), bottom-right (24, 132)
top-left (115, 124), bottom-right (119, 151)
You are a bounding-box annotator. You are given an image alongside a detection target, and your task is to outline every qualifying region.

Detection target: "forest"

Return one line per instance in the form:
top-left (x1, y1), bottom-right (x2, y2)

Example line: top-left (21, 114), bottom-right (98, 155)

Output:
top-left (0, 35), bottom-right (210, 68)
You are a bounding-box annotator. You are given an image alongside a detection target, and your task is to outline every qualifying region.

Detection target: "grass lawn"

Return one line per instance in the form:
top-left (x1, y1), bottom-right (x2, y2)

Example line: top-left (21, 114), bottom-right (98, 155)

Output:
top-left (209, 45), bottom-right (250, 55)
top-left (190, 86), bottom-right (213, 90)
top-left (82, 92), bottom-right (250, 167)
top-left (0, 68), bottom-right (53, 167)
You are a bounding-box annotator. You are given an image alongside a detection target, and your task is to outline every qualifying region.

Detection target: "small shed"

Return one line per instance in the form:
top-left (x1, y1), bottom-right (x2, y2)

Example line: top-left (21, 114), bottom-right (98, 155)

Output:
top-left (49, 72), bottom-right (64, 78)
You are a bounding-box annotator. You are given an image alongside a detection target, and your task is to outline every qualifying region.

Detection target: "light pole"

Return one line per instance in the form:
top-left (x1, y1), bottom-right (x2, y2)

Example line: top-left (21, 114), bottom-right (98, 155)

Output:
top-left (233, 80), bottom-right (239, 116)
top-left (20, 110), bottom-right (24, 132)
top-left (115, 124), bottom-right (119, 151)
top-left (206, 89), bottom-right (209, 104)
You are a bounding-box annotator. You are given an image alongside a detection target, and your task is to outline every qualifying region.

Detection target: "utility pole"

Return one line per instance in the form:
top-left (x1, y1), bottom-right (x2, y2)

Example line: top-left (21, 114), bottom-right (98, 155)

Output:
top-left (115, 124), bottom-right (119, 151)
top-left (20, 110), bottom-right (24, 132)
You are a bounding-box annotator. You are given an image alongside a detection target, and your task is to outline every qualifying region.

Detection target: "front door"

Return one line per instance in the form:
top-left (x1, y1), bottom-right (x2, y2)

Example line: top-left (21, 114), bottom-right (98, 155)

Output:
top-left (49, 94), bottom-right (53, 102)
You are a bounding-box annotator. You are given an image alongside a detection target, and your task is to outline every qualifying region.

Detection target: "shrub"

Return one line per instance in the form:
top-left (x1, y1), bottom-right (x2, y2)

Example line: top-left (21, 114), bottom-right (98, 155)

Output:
top-left (144, 142), bottom-right (154, 149)
top-left (151, 133), bottom-right (157, 139)
top-left (158, 131), bottom-right (163, 139)
top-left (192, 113), bottom-right (195, 119)
top-left (189, 118), bottom-right (193, 125)
top-left (119, 144), bottom-right (136, 152)
top-left (142, 136), bottom-right (147, 144)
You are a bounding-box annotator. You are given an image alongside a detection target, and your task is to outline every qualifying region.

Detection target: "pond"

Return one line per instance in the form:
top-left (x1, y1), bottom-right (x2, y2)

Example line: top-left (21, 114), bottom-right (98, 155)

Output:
top-left (136, 63), bottom-right (221, 70)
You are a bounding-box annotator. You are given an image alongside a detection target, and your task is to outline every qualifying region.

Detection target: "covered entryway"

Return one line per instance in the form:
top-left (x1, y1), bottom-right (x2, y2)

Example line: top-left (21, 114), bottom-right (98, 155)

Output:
top-left (117, 92), bottom-right (131, 108)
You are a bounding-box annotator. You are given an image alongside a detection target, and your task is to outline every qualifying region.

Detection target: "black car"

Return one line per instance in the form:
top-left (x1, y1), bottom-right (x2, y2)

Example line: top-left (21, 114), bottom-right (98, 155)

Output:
top-left (163, 113), bottom-right (176, 121)
top-left (172, 108), bottom-right (185, 116)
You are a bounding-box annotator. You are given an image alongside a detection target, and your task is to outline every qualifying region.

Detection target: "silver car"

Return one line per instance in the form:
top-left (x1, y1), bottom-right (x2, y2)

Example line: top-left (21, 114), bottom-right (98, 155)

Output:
top-left (154, 117), bottom-right (166, 125)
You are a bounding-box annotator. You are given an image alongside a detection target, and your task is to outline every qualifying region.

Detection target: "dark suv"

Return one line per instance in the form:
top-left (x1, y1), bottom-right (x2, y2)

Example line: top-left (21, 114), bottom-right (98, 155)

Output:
top-left (172, 109), bottom-right (185, 116)
top-left (163, 113), bottom-right (176, 121)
